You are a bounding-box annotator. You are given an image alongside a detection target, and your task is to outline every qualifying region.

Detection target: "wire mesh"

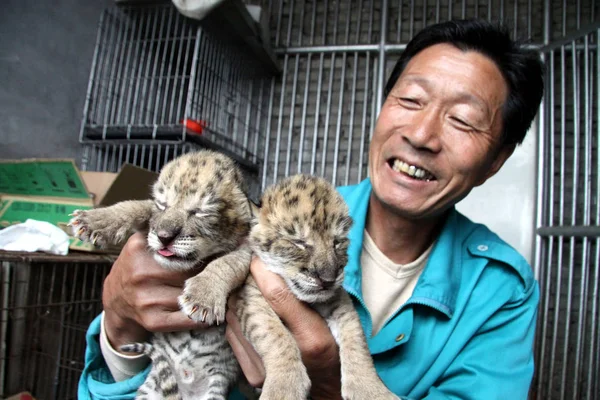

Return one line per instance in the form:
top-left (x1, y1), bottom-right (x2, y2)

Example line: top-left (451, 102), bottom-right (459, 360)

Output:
top-left (80, 3), bottom-right (273, 171)
top-left (263, 0), bottom-right (597, 48)
top-left (0, 261), bottom-right (111, 400)
top-left (535, 25), bottom-right (600, 400)
top-left (270, 0), bottom-right (382, 47)
top-left (262, 51), bottom-right (378, 188)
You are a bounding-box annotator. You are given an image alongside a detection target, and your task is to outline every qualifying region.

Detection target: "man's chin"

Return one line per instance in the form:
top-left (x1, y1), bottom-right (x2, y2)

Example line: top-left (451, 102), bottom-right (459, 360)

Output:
top-left (370, 190), bottom-right (442, 221)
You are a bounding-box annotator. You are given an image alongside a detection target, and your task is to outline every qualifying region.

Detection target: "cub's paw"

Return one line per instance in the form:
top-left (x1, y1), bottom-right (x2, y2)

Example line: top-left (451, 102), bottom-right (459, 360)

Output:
top-left (68, 209), bottom-right (126, 247)
top-left (341, 376), bottom-right (399, 400)
top-left (179, 274), bottom-right (228, 325)
top-left (260, 369), bottom-right (310, 400)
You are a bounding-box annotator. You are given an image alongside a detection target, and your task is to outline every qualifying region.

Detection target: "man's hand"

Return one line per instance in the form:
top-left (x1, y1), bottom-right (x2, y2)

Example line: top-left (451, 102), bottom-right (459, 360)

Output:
top-left (102, 232), bottom-right (206, 351)
top-left (225, 257), bottom-right (342, 400)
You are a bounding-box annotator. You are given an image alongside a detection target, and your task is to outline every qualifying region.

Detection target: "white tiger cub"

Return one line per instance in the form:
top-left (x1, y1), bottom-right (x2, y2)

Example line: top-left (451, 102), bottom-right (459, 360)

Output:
top-left (191, 175), bottom-right (399, 400)
top-left (70, 150), bottom-right (253, 400)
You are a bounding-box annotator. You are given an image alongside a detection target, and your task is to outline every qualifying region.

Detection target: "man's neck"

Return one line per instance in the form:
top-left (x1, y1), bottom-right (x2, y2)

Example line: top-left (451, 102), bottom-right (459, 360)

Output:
top-left (365, 193), bottom-right (444, 265)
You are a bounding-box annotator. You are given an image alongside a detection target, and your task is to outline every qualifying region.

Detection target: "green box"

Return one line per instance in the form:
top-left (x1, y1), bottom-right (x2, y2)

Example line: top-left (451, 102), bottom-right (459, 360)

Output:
top-left (0, 159), bottom-right (157, 253)
top-left (0, 160), bottom-right (89, 198)
top-left (0, 159), bottom-right (94, 233)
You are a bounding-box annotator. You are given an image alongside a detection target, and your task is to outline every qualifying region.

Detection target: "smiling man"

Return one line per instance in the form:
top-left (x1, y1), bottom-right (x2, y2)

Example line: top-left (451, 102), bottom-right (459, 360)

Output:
top-left (225, 20), bottom-right (544, 400)
top-left (79, 19), bottom-right (544, 400)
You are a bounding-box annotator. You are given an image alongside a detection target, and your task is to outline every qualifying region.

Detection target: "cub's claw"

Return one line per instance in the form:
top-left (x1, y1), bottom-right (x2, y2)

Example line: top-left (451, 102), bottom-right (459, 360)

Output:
top-left (178, 277), bottom-right (228, 326)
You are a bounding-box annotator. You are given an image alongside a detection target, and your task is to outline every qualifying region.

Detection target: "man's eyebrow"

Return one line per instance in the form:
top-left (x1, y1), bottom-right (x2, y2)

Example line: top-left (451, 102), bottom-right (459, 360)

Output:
top-left (397, 75), bottom-right (492, 118)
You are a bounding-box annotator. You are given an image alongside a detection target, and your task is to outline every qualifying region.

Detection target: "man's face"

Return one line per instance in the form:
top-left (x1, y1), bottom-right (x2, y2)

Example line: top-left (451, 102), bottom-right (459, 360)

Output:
top-left (369, 43), bottom-right (514, 220)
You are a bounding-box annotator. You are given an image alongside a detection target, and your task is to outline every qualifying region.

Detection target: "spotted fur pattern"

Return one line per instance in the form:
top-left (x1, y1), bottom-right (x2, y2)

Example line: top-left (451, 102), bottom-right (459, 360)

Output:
top-left (235, 175), bottom-right (399, 400)
top-left (70, 150), bottom-right (253, 400)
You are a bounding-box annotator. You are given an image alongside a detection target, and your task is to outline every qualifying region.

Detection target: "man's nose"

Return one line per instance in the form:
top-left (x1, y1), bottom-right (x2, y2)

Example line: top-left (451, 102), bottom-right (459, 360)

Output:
top-left (403, 108), bottom-right (443, 153)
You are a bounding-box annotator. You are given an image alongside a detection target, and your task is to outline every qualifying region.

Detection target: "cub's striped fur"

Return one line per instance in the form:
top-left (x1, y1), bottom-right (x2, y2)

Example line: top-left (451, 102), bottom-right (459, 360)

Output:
top-left (235, 175), bottom-right (399, 400)
top-left (120, 328), bottom-right (237, 400)
top-left (71, 151), bottom-right (253, 400)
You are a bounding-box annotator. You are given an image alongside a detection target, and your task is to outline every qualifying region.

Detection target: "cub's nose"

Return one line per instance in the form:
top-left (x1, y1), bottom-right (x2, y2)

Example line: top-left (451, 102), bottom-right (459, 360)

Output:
top-left (316, 277), bottom-right (337, 289)
top-left (314, 270), bottom-right (338, 289)
top-left (157, 229), bottom-right (180, 246)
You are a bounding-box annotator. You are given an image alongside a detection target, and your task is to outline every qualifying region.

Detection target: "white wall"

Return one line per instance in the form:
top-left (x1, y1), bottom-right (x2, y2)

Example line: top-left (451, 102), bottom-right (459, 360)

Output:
top-left (456, 124), bottom-right (537, 265)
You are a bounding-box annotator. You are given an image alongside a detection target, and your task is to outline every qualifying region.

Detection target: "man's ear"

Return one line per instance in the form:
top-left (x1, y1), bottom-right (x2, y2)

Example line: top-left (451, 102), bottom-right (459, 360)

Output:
top-left (475, 143), bottom-right (516, 187)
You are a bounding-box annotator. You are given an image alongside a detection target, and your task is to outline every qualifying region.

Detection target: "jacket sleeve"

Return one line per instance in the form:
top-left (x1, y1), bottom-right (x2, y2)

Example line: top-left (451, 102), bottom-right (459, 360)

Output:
top-left (422, 281), bottom-right (539, 400)
top-left (77, 314), bottom-right (151, 400)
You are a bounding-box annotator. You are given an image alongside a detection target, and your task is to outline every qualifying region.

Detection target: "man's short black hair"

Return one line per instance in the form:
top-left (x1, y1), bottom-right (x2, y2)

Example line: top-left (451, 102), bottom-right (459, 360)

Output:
top-left (384, 19), bottom-right (544, 146)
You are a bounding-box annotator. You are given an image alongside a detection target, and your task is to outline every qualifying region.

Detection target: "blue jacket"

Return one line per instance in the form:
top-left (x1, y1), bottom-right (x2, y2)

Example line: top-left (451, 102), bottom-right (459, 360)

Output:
top-left (339, 179), bottom-right (539, 399)
top-left (79, 178), bottom-right (538, 399)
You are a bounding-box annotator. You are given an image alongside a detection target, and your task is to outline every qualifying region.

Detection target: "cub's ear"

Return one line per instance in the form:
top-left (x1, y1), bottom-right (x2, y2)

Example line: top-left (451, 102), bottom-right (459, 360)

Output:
top-left (247, 198), bottom-right (261, 221)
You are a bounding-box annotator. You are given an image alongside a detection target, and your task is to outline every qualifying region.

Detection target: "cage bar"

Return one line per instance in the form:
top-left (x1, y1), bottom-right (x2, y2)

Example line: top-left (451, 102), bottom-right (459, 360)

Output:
top-left (0, 261), bottom-right (111, 399)
top-left (80, 3), bottom-right (274, 173)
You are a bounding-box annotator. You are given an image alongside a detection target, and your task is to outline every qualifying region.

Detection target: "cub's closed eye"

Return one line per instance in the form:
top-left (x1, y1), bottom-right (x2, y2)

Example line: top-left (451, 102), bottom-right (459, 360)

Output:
top-left (191, 209), bottom-right (216, 218)
top-left (155, 201), bottom-right (166, 211)
top-left (291, 240), bottom-right (312, 251)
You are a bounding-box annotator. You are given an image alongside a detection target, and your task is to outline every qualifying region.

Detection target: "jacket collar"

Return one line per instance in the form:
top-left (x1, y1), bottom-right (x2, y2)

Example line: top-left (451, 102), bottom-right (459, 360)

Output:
top-left (342, 178), bottom-right (459, 319)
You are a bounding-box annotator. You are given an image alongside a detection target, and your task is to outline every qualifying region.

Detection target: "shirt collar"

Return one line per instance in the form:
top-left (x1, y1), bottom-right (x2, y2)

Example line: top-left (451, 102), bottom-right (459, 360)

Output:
top-left (342, 178), bottom-right (460, 319)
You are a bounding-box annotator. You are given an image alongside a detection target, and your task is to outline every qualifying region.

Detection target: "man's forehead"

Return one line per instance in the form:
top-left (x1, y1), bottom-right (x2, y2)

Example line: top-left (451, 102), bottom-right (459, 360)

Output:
top-left (394, 46), bottom-right (506, 107)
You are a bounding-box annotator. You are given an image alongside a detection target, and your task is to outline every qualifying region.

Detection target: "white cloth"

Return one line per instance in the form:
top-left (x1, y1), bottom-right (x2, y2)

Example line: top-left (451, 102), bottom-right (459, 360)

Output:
top-left (360, 230), bottom-right (433, 335)
top-left (99, 312), bottom-right (149, 382)
top-left (171, 0), bottom-right (226, 21)
top-left (0, 219), bottom-right (70, 255)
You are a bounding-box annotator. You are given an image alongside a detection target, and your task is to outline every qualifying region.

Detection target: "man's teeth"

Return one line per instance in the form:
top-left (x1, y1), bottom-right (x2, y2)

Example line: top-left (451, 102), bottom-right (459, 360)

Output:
top-left (392, 159), bottom-right (434, 181)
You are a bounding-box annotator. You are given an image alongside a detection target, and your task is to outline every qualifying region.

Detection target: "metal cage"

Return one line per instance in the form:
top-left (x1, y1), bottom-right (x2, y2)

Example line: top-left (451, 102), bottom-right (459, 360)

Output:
top-left (535, 24), bottom-right (600, 400)
top-left (80, 3), bottom-right (273, 172)
top-left (0, 259), bottom-right (111, 399)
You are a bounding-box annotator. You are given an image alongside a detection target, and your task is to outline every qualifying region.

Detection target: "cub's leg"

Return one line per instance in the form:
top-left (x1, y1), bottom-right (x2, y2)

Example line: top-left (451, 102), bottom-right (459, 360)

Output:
top-left (120, 342), bottom-right (181, 400)
top-left (235, 278), bottom-right (310, 400)
top-left (69, 200), bottom-right (154, 247)
top-left (179, 245), bottom-right (252, 325)
top-left (325, 292), bottom-right (398, 400)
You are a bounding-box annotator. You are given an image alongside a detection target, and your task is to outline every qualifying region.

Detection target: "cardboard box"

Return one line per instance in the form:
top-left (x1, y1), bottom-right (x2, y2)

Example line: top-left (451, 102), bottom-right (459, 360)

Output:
top-left (0, 159), bottom-right (157, 253)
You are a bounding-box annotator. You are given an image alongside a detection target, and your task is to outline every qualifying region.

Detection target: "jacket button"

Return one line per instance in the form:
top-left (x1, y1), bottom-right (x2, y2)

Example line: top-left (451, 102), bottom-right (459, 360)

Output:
top-left (395, 333), bottom-right (405, 342)
top-left (477, 244), bottom-right (489, 251)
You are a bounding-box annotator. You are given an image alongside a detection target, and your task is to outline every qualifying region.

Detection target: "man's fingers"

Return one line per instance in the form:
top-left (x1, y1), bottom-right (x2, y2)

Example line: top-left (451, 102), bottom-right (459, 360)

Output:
top-left (250, 258), bottom-right (330, 340)
top-left (133, 289), bottom-right (210, 332)
top-left (149, 309), bottom-right (209, 332)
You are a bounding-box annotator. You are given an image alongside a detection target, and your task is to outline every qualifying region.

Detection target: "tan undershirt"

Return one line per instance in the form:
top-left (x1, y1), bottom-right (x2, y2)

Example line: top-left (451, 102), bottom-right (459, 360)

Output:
top-left (360, 230), bottom-right (433, 336)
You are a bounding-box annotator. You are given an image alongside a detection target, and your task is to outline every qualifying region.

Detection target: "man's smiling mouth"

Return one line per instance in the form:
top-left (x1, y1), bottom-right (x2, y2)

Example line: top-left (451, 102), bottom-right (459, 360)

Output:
top-left (388, 158), bottom-right (436, 181)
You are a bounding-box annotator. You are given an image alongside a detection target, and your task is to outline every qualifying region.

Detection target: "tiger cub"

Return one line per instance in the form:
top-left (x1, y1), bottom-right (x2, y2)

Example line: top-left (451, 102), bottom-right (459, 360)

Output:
top-left (70, 150), bottom-right (253, 400)
top-left (233, 175), bottom-right (399, 400)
